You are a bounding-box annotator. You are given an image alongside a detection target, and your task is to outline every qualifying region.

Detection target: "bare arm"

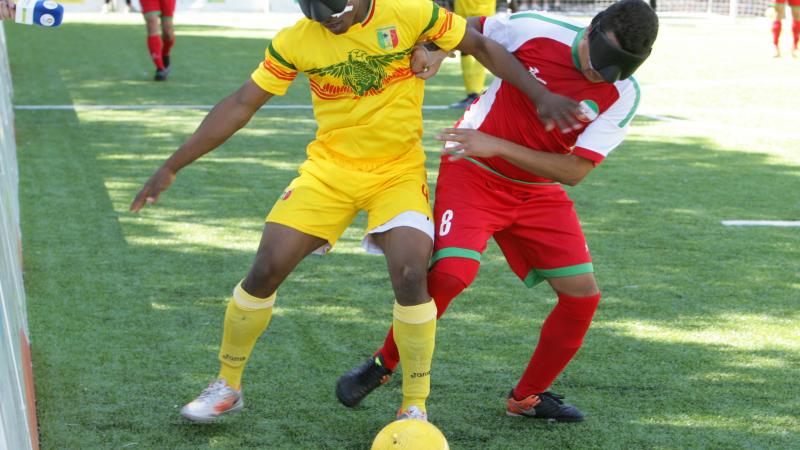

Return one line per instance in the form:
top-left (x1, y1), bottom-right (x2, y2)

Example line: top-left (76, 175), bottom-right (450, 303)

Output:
top-left (130, 80), bottom-right (273, 212)
top-left (453, 19), bottom-right (581, 133)
top-left (438, 128), bottom-right (595, 186)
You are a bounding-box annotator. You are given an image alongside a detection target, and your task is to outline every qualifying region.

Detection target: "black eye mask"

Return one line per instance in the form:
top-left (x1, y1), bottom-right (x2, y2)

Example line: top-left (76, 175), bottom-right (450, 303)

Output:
top-left (298, 0), bottom-right (349, 21)
top-left (588, 23), bottom-right (650, 83)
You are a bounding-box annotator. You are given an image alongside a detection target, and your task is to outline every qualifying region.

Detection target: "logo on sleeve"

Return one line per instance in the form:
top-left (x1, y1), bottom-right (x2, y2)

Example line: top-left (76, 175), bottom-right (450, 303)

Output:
top-left (377, 26), bottom-right (399, 49)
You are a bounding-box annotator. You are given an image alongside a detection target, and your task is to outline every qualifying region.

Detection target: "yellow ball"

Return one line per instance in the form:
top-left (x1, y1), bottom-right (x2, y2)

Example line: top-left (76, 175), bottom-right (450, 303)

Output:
top-left (371, 419), bottom-right (449, 450)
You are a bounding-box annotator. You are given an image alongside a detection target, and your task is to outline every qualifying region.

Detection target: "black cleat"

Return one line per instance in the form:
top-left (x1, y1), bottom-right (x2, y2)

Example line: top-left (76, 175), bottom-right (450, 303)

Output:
top-left (162, 54), bottom-right (171, 72)
top-left (336, 354), bottom-right (393, 407)
top-left (449, 92), bottom-right (479, 109)
top-left (154, 68), bottom-right (168, 81)
top-left (506, 390), bottom-right (585, 422)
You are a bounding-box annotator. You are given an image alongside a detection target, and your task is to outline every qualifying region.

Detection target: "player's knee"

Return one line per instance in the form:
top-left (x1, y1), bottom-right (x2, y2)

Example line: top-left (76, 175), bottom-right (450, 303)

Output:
top-left (548, 273), bottom-right (599, 298)
top-left (243, 259), bottom-right (283, 297)
top-left (391, 263), bottom-right (428, 303)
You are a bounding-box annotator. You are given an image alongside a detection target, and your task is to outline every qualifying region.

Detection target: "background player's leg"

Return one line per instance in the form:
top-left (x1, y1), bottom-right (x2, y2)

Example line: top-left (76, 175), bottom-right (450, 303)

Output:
top-left (791, 7), bottom-right (800, 56)
top-left (144, 14), bottom-right (165, 71)
top-left (159, 0), bottom-right (176, 70)
top-left (373, 226), bottom-right (436, 417)
top-left (160, 17), bottom-right (174, 70)
top-left (772, 5), bottom-right (785, 57)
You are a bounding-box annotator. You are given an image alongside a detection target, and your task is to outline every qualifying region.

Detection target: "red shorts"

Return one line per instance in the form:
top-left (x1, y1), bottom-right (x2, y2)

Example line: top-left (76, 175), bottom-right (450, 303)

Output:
top-left (431, 159), bottom-right (593, 287)
top-left (141, 0), bottom-right (175, 17)
top-left (774, 0), bottom-right (800, 7)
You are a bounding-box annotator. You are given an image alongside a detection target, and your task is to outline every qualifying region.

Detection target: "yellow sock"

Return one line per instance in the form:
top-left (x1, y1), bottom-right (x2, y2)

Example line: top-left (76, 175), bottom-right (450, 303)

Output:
top-left (217, 282), bottom-right (275, 390)
top-left (393, 300), bottom-right (437, 412)
top-left (461, 55), bottom-right (487, 96)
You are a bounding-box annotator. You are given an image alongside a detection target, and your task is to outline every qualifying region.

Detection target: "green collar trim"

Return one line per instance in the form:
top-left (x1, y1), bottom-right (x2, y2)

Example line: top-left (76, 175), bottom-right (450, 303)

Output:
top-left (571, 28), bottom-right (586, 72)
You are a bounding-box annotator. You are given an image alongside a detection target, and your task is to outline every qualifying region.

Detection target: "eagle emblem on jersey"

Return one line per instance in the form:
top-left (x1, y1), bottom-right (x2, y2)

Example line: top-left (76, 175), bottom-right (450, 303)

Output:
top-left (306, 48), bottom-right (410, 97)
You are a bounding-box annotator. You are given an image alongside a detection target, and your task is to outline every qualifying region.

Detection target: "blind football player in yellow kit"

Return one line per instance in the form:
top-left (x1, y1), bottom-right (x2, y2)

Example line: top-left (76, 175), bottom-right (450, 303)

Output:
top-left (130, 0), bottom-right (581, 425)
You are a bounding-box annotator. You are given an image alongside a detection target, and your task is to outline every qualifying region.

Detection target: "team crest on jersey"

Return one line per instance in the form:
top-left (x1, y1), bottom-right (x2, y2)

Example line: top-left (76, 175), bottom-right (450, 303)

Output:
top-left (377, 26), bottom-right (399, 50)
top-left (578, 100), bottom-right (599, 122)
top-left (306, 48), bottom-right (411, 97)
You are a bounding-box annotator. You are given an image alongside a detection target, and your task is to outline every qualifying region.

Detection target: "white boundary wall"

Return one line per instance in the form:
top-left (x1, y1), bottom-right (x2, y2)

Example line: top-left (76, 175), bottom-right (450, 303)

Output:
top-left (0, 23), bottom-right (36, 450)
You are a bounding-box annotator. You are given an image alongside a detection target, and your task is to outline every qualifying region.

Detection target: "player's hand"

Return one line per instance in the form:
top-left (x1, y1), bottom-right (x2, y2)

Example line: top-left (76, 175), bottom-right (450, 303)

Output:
top-left (130, 166), bottom-right (176, 213)
top-left (411, 44), bottom-right (446, 80)
top-left (0, 0), bottom-right (16, 20)
top-left (437, 128), bottom-right (505, 161)
top-left (534, 90), bottom-right (582, 133)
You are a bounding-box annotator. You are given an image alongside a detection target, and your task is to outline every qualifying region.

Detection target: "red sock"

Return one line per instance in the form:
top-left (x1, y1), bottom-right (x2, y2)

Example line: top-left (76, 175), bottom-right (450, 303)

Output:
top-left (147, 35), bottom-right (165, 70)
top-left (792, 20), bottom-right (799, 49)
top-left (377, 269), bottom-right (469, 371)
top-left (773, 20), bottom-right (782, 47)
top-left (163, 36), bottom-right (175, 58)
top-left (513, 292), bottom-right (601, 399)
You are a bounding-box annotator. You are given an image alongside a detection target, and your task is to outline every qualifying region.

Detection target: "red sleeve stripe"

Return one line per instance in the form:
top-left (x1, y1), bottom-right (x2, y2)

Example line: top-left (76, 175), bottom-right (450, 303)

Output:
top-left (430, 10), bottom-right (454, 42)
top-left (263, 59), bottom-right (296, 81)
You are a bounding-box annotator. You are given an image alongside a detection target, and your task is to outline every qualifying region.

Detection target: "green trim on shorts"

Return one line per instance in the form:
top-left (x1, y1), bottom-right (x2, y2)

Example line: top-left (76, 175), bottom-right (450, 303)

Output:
top-left (430, 247), bottom-right (482, 266)
top-left (161, 15), bottom-right (173, 20)
top-left (523, 262), bottom-right (594, 288)
top-left (464, 157), bottom-right (559, 185)
top-left (143, 10), bottom-right (161, 17)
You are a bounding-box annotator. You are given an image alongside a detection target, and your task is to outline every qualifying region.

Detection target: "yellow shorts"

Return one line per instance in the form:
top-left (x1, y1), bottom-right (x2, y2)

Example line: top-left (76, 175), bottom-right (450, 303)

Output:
top-left (455, 0), bottom-right (496, 17)
top-left (266, 148), bottom-right (433, 250)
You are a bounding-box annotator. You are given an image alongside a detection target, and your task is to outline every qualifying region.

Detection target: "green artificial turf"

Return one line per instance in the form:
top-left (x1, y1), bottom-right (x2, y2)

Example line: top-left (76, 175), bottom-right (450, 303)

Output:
top-left (5, 15), bottom-right (799, 449)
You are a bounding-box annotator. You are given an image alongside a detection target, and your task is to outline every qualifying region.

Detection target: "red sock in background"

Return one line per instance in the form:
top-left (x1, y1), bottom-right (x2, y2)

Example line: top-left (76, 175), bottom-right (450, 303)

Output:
top-left (377, 269), bottom-right (469, 371)
top-left (772, 20), bottom-right (782, 47)
top-left (147, 35), bottom-right (165, 70)
top-left (792, 20), bottom-right (799, 49)
top-left (162, 36), bottom-right (175, 61)
top-left (513, 292), bottom-right (601, 399)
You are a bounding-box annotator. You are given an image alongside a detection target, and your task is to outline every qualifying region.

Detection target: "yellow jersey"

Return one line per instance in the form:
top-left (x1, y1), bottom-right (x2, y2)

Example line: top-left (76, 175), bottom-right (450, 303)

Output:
top-left (251, 0), bottom-right (466, 161)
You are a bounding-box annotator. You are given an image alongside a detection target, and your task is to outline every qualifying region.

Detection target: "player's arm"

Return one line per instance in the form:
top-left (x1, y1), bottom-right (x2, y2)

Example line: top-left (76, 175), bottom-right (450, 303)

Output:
top-left (438, 128), bottom-right (595, 186)
top-left (130, 80), bottom-right (273, 212)
top-left (0, 0), bottom-right (16, 20)
top-left (453, 19), bottom-right (582, 133)
top-left (412, 17), bottom-right (482, 79)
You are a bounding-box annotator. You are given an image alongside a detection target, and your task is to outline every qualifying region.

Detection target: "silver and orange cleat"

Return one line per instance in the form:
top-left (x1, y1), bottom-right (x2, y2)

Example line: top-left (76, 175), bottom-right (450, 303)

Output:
top-left (180, 379), bottom-right (243, 423)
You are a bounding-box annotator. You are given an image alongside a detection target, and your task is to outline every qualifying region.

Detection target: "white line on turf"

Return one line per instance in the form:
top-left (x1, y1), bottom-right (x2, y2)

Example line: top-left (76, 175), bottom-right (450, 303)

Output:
top-left (13, 104), bottom-right (452, 111)
top-left (722, 220), bottom-right (800, 228)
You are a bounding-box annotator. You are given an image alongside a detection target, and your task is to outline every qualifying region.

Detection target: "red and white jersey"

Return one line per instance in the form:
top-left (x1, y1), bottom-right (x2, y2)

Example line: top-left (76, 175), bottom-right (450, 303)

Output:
top-left (456, 11), bottom-right (641, 183)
